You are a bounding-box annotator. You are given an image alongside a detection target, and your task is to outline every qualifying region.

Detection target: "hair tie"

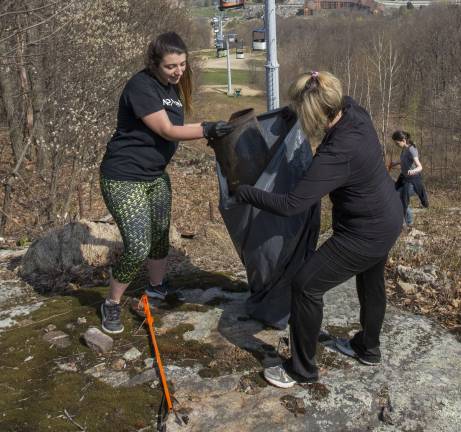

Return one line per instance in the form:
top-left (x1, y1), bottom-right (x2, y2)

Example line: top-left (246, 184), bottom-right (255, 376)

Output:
top-left (303, 71), bottom-right (320, 93)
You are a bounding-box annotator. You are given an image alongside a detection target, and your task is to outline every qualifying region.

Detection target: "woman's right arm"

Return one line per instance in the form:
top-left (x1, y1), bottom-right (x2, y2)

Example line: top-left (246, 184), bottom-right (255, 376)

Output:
top-left (408, 156), bottom-right (423, 176)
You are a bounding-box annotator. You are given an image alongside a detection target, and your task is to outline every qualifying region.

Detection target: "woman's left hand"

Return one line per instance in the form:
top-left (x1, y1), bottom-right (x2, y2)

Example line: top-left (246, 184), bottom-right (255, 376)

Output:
top-left (235, 184), bottom-right (252, 203)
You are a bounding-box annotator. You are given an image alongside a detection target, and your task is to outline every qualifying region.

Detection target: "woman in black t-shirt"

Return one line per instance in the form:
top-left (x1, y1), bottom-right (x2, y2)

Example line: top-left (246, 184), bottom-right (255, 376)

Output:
top-left (236, 71), bottom-right (402, 388)
top-left (100, 32), bottom-right (233, 334)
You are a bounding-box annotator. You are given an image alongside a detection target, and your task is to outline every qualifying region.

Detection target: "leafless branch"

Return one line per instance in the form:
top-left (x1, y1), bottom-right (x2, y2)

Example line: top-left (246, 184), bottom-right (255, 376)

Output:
top-left (0, 0), bottom-right (76, 45)
top-left (0, 1), bottom-right (62, 19)
top-left (63, 409), bottom-right (86, 432)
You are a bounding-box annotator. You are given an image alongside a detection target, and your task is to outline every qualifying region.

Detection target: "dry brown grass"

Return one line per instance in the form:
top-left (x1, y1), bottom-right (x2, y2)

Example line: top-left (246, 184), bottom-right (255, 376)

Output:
top-left (385, 186), bottom-right (461, 331)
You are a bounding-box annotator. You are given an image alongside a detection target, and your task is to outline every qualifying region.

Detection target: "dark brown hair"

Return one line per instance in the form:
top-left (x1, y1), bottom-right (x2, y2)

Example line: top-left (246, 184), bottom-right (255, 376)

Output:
top-left (392, 130), bottom-right (415, 147)
top-left (145, 32), bottom-right (192, 113)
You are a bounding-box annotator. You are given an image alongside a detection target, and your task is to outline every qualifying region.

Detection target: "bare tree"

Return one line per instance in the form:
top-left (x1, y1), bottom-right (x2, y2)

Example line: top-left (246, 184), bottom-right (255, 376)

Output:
top-left (0, 0), bottom-right (194, 235)
top-left (368, 34), bottom-right (399, 159)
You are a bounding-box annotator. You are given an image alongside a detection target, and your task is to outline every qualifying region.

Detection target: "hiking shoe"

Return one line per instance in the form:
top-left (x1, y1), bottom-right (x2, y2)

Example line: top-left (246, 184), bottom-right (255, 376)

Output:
top-left (264, 361), bottom-right (317, 388)
top-left (101, 301), bottom-right (124, 334)
top-left (335, 338), bottom-right (381, 366)
top-left (169, 288), bottom-right (186, 302)
top-left (146, 281), bottom-right (168, 300)
top-left (146, 281), bottom-right (185, 302)
top-left (264, 364), bottom-right (297, 388)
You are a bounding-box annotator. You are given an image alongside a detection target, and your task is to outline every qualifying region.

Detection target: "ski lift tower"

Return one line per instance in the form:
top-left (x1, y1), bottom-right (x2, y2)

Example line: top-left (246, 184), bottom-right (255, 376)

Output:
top-left (226, 33), bottom-right (237, 96)
top-left (265, 0), bottom-right (279, 110)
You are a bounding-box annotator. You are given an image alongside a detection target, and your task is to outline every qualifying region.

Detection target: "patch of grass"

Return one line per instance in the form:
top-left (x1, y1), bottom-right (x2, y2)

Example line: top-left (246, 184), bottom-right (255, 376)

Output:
top-left (190, 6), bottom-right (218, 18)
top-left (305, 382), bottom-right (330, 401)
top-left (0, 267), bottom-right (258, 431)
top-left (317, 346), bottom-right (352, 370)
top-left (197, 49), bottom-right (219, 60)
top-left (0, 291), bottom-right (162, 432)
top-left (0, 372), bottom-right (161, 431)
top-left (187, 90), bottom-right (266, 124)
top-left (246, 370), bottom-right (268, 388)
top-left (200, 68), bottom-right (264, 86)
top-left (198, 367), bottom-right (221, 378)
top-left (238, 371), bottom-right (268, 393)
top-left (155, 324), bottom-right (214, 365)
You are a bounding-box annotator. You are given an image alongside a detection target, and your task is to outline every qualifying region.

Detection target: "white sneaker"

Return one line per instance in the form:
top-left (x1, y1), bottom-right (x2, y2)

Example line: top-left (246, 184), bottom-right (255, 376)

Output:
top-left (263, 365), bottom-right (297, 388)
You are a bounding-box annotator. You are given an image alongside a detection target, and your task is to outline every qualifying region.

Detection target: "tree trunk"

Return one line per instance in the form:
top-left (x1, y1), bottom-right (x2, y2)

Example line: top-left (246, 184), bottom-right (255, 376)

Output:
top-left (0, 181), bottom-right (13, 236)
top-left (0, 68), bottom-right (24, 163)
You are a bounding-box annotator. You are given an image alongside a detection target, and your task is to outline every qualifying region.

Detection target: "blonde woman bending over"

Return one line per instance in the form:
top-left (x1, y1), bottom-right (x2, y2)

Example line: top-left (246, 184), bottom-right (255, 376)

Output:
top-left (236, 71), bottom-right (403, 387)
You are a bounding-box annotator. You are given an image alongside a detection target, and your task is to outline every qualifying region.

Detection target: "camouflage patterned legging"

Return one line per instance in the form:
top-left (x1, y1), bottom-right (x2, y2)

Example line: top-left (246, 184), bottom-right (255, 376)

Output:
top-left (100, 173), bottom-right (171, 283)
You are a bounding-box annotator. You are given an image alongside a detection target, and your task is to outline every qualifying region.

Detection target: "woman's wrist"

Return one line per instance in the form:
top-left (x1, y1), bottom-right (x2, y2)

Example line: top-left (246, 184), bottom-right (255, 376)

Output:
top-left (408, 168), bottom-right (421, 175)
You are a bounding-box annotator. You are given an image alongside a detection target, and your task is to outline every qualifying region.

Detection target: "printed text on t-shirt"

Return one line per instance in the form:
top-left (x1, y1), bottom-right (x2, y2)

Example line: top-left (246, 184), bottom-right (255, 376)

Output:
top-left (163, 98), bottom-right (183, 108)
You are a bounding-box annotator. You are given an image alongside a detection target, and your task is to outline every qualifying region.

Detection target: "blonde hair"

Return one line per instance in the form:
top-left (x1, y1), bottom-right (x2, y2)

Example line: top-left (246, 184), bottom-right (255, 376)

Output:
top-left (288, 71), bottom-right (343, 139)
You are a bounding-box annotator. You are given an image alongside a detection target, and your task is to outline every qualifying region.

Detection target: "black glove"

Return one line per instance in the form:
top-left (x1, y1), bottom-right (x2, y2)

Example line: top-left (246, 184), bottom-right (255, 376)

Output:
top-left (234, 184), bottom-right (251, 202)
top-left (202, 121), bottom-right (234, 141)
top-left (280, 106), bottom-right (297, 122)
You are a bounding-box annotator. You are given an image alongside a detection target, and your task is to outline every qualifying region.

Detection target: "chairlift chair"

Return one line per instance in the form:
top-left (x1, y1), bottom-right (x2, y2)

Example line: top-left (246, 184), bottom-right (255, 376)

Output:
top-left (236, 40), bottom-right (245, 59)
top-left (219, 0), bottom-right (245, 11)
top-left (252, 28), bottom-right (266, 51)
top-left (228, 33), bottom-right (237, 43)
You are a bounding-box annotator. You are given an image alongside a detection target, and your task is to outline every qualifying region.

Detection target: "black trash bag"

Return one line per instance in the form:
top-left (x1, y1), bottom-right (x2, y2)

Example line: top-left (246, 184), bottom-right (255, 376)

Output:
top-left (211, 107), bottom-right (321, 329)
top-left (208, 108), bottom-right (271, 194)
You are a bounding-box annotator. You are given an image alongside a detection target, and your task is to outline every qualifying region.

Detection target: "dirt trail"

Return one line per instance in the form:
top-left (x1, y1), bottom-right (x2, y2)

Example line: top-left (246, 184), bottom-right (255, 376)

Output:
top-left (203, 52), bottom-right (265, 71)
top-left (198, 49), bottom-right (266, 96)
top-left (199, 84), bottom-right (264, 96)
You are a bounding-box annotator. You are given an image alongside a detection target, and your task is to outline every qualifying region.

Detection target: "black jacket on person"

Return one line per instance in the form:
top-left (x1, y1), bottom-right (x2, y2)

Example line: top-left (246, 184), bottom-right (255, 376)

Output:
top-left (395, 173), bottom-right (429, 213)
top-left (236, 96), bottom-right (403, 258)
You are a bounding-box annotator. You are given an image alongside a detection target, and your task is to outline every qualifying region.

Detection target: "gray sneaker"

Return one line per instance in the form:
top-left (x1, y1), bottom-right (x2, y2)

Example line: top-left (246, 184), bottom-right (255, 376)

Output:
top-left (101, 301), bottom-right (124, 334)
top-left (146, 281), bottom-right (185, 302)
top-left (335, 338), bottom-right (381, 366)
top-left (145, 281), bottom-right (168, 300)
top-left (264, 365), bottom-right (297, 388)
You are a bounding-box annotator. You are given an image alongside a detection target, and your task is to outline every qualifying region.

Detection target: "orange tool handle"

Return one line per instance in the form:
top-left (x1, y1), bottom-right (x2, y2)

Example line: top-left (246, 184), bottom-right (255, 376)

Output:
top-left (140, 295), bottom-right (173, 412)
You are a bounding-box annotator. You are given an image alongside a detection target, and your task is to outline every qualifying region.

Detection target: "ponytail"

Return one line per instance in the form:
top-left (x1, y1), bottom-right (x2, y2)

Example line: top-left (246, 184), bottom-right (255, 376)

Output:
top-left (392, 130), bottom-right (416, 148)
top-left (288, 71), bottom-right (343, 139)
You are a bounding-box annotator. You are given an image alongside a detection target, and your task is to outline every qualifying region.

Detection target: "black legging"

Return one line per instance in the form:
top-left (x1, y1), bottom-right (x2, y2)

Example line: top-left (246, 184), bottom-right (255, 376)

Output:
top-left (100, 173), bottom-right (172, 284)
top-left (289, 237), bottom-right (387, 380)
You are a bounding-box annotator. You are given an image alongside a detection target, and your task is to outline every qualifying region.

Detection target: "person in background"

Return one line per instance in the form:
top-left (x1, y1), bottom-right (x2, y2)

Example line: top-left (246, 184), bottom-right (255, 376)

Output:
top-left (236, 71), bottom-right (403, 388)
top-left (389, 130), bottom-right (429, 228)
top-left (99, 31), bottom-right (233, 334)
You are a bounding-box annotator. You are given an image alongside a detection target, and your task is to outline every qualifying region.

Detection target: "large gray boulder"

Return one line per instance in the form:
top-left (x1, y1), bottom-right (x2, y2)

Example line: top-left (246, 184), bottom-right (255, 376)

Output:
top-left (20, 220), bottom-right (122, 287)
top-left (19, 219), bottom-right (183, 290)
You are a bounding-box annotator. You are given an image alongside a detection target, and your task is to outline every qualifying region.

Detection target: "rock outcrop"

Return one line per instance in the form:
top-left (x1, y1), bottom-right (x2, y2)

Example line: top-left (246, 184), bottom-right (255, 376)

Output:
top-left (19, 219), bottom-right (183, 291)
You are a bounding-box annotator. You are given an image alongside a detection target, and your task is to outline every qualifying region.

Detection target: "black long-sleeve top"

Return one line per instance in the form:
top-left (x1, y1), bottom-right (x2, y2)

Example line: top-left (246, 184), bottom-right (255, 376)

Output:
top-left (236, 97), bottom-right (403, 257)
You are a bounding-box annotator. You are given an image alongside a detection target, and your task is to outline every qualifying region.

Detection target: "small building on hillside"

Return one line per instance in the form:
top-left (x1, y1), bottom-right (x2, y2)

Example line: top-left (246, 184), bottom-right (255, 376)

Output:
top-left (243, 0), bottom-right (384, 18)
top-left (303, 0), bottom-right (384, 15)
